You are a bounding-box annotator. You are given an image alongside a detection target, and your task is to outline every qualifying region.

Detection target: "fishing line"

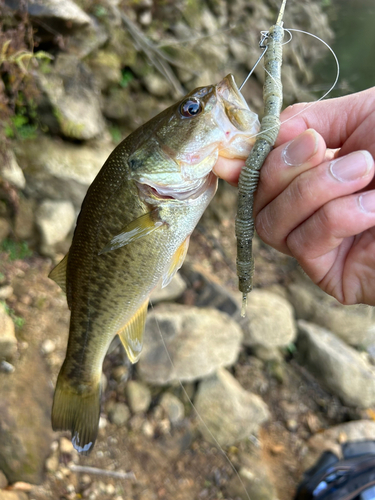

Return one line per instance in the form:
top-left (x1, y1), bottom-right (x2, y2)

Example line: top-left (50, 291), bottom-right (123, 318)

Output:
top-left (239, 27), bottom-right (340, 144)
top-left (149, 299), bottom-right (252, 500)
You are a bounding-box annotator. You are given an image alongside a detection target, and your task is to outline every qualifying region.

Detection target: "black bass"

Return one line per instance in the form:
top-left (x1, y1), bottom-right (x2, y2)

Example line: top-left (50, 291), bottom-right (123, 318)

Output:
top-left (49, 74), bottom-right (259, 454)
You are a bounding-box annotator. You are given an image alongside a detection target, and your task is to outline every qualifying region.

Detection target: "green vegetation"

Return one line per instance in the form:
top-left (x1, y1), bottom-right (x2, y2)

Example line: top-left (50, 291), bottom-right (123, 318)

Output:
top-left (109, 126), bottom-right (122, 143)
top-left (119, 69), bottom-right (134, 88)
top-left (1, 300), bottom-right (25, 328)
top-left (0, 238), bottom-right (33, 260)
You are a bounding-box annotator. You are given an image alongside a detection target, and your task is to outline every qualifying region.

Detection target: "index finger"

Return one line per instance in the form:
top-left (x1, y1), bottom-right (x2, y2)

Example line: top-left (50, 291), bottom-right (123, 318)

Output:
top-left (276, 87), bottom-right (375, 150)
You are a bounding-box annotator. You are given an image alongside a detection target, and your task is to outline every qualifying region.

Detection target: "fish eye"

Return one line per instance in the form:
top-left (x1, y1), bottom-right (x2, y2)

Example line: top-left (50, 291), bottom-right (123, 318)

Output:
top-left (179, 98), bottom-right (203, 118)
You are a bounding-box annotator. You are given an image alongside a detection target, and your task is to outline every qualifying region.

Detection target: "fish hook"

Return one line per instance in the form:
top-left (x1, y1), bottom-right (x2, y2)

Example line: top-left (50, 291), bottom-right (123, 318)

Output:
top-left (239, 31), bottom-right (270, 91)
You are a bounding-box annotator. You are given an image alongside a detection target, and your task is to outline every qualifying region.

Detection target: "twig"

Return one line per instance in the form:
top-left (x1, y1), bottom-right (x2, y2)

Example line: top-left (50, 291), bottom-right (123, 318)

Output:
top-left (119, 10), bottom-right (185, 96)
top-left (69, 464), bottom-right (136, 481)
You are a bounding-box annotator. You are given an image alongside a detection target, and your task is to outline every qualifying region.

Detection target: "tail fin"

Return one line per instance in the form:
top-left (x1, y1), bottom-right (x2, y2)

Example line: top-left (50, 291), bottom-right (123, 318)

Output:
top-left (51, 373), bottom-right (101, 455)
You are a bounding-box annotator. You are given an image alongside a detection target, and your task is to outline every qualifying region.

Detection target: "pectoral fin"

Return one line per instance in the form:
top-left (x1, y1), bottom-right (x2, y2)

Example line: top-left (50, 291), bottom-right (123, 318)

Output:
top-left (117, 300), bottom-right (148, 363)
top-left (49, 252), bottom-right (69, 293)
top-left (99, 209), bottom-right (164, 255)
top-left (162, 237), bottom-right (190, 288)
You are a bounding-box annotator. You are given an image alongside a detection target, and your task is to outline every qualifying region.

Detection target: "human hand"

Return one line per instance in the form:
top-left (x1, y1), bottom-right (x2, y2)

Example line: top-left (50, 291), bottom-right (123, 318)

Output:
top-left (214, 87), bottom-right (375, 306)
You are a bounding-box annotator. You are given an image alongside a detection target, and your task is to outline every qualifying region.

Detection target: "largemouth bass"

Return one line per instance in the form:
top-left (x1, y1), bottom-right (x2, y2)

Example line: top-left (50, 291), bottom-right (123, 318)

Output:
top-left (49, 74), bottom-right (259, 454)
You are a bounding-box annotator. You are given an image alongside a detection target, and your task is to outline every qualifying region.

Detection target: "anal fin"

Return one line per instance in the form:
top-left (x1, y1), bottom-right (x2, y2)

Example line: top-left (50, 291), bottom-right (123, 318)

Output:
top-left (49, 252), bottom-right (69, 294)
top-left (117, 300), bottom-right (148, 363)
top-left (162, 237), bottom-right (190, 288)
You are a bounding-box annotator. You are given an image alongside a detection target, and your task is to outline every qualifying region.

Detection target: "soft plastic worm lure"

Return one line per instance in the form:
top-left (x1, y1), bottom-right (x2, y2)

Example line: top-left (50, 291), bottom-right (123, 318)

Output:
top-left (236, 0), bottom-right (286, 316)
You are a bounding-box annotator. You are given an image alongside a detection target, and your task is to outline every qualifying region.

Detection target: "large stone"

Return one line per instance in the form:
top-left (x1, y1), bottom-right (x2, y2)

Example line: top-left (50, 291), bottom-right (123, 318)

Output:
top-left (5, 0), bottom-right (91, 26)
top-left (138, 304), bottom-right (243, 385)
top-left (0, 304), bottom-right (17, 361)
top-left (240, 290), bottom-right (296, 348)
top-left (289, 280), bottom-right (375, 346)
top-left (305, 420), bottom-right (375, 470)
top-left (0, 349), bottom-right (53, 484)
top-left (38, 55), bottom-right (105, 140)
top-left (297, 320), bottom-right (375, 408)
top-left (36, 200), bottom-right (75, 253)
top-left (195, 368), bottom-right (269, 446)
top-left (15, 136), bottom-right (112, 208)
top-left (0, 150), bottom-right (26, 189)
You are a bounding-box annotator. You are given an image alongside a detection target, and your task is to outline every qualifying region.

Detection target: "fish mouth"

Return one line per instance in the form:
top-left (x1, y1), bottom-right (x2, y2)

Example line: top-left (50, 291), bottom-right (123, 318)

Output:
top-left (138, 172), bottom-right (217, 204)
top-left (214, 74), bottom-right (260, 159)
top-left (216, 74), bottom-right (249, 110)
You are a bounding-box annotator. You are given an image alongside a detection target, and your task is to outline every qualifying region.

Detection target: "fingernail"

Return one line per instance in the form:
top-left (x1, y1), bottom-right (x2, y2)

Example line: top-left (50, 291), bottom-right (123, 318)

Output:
top-left (282, 129), bottom-right (319, 167)
top-left (359, 192), bottom-right (375, 213)
top-left (330, 151), bottom-right (373, 182)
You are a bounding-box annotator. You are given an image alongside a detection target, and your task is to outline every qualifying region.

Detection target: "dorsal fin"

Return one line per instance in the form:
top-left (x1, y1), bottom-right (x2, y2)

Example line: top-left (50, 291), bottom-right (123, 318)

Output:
top-left (117, 300), bottom-right (149, 363)
top-left (162, 237), bottom-right (190, 288)
top-left (49, 253), bottom-right (69, 294)
top-left (99, 209), bottom-right (164, 255)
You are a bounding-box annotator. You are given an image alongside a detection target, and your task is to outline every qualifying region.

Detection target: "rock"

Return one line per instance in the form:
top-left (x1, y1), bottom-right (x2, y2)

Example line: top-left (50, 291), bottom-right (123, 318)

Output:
top-left (108, 403), bottom-right (130, 426)
top-left (159, 393), bottom-right (185, 424)
top-left (0, 218), bottom-right (10, 241)
top-left (143, 74), bottom-right (171, 97)
top-left (297, 320), bottom-right (375, 408)
top-left (87, 50), bottom-right (122, 90)
top-left (65, 17), bottom-right (108, 59)
top-left (225, 453), bottom-right (278, 500)
top-left (0, 150), bottom-right (26, 189)
top-left (16, 136), bottom-right (112, 208)
top-left (0, 347), bottom-right (53, 484)
top-left (59, 437), bottom-right (74, 455)
top-left (0, 491), bottom-right (28, 500)
top-left (138, 304), bottom-right (243, 385)
top-left (38, 54), bottom-right (105, 140)
top-left (289, 280), bottom-right (375, 346)
top-left (0, 303), bottom-right (17, 361)
top-left (0, 286), bottom-right (14, 301)
top-left (125, 381), bottom-right (151, 414)
top-left (5, 0), bottom-right (91, 27)
top-left (180, 264), bottom-right (240, 317)
top-left (45, 452), bottom-right (59, 472)
top-left (14, 198), bottom-right (36, 241)
top-left (0, 470), bottom-right (8, 488)
top-left (306, 420), bottom-right (375, 470)
top-left (36, 199), bottom-right (75, 254)
top-left (149, 273), bottom-right (187, 304)
top-left (0, 361), bottom-right (15, 373)
top-left (40, 339), bottom-right (56, 355)
top-left (240, 290), bottom-right (296, 348)
top-left (11, 481), bottom-right (33, 492)
top-left (195, 368), bottom-right (269, 446)
top-left (111, 365), bottom-right (130, 383)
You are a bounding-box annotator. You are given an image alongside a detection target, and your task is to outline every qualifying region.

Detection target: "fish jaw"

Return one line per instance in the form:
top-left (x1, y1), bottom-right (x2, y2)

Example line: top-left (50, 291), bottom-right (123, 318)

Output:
top-left (214, 74), bottom-right (260, 159)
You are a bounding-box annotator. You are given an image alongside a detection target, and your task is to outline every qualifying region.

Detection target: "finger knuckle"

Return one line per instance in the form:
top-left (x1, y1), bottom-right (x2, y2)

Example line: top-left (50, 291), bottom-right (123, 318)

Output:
top-left (290, 173), bottom-right (313, 204)
top-left (318, 202), bottom-right (341, 237)
top-left (255, 209), bottom-right (274, 245)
